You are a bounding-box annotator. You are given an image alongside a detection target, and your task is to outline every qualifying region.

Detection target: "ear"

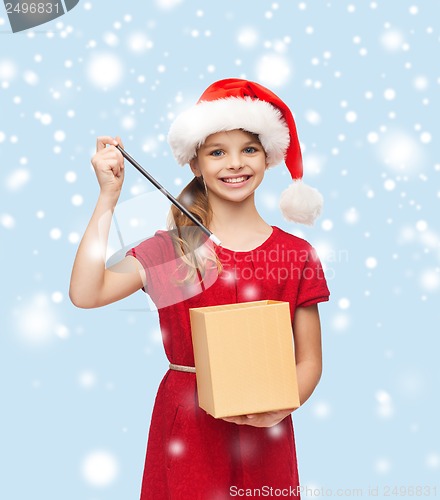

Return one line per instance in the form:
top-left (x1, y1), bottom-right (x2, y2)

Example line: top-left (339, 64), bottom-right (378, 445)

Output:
top-left (263, 150), bottom-right (270, 170)
top-left (189, 157), bottom-right (201, 177)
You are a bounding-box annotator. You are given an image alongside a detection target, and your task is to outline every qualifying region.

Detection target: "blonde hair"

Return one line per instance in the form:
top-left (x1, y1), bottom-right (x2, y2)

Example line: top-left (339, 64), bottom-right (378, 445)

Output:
top-left (166, 176), bottom-right (222, 284)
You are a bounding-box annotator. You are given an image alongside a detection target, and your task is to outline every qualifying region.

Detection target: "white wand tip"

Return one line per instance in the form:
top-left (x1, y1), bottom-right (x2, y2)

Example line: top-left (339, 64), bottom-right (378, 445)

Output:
top-left (209, 234), bottom-right (222, 246)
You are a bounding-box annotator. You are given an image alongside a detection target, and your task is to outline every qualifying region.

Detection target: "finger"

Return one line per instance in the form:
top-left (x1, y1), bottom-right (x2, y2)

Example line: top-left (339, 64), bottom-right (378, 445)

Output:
top-left (105, 141), bottom-right (125, 168)
top-left (114, 135), bottom-right (124, 149)
top-left (99, 150), bottom-right (124, 169)
top-left (109, 162), bottom-right (123, 178)
top-left (96, 136), bottom-right (119, 152)
top-left (100, 147), bottom-right (120, 160)
top-left (222, 416), bottom-right (242, 424)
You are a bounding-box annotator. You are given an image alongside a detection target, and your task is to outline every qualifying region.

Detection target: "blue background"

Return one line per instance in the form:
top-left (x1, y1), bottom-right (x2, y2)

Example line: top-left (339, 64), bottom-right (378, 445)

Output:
top-left (1, 1), bottom-right (439, 498)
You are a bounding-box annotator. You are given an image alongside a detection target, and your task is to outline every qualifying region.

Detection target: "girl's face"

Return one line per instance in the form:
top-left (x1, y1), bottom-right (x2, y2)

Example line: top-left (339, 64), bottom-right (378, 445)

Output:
top-left (190, 129), bottom-right (268, 205)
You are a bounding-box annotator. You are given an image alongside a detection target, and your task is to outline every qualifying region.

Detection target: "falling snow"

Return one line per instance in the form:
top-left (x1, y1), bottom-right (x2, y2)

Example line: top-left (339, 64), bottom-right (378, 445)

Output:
top-left (79, 370), bottom-right (97, 389)
top-left (376, 130), bottom-right (425, 174)
top-left (311, 401), bottom-right (332, 419)
top-left (305, 110), bottom-right (322, 125)
top-left (331, 312), bottom-right (350, 332)
top-left (168, 439), bottom-right (185, 457)
top-left (5, 169), bottom-right (30, 191)
top-left (81, 450), bottom-right (119, 487)
top-left (0, 213), bottom-right (16, 229)
top-left (375, 390), bottom-right (395, 419)
top-left (425, 453), bottom-right (440, 470)
top-left (155, 0), bottom-right (183, 10)
top-left (13, 294), bottom-right (57, 345)
top-left (380, 29), bottom-right (405, 52)
top-left (256, 54), bottom-right (290, 87)
top-left (365, 257), bottom-right (378, 269)
top-left (344, 207), bottom-right (359, 224)
top-left (237, 27), bottom-right (259, 48)
top-left (0, 59), bottom-right (17, 81)
top-left (23, 70), bottom-right (39, 86)
top-left (127, 33), bottom-right (154, 53)
top-left (86, 53), bottom-right (124, 89)
top-left (375, 458), bottom-right (392, 474)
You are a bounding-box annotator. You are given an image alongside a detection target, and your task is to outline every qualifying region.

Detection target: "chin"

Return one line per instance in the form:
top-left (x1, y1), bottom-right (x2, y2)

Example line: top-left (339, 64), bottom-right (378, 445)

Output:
top-left (220, 191), bottom-right (255, 204)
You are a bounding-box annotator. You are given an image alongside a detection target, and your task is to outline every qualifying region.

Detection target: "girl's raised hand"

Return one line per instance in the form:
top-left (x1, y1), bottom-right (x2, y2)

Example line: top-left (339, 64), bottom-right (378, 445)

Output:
top-left (91, 136), bottom-right (125, 197)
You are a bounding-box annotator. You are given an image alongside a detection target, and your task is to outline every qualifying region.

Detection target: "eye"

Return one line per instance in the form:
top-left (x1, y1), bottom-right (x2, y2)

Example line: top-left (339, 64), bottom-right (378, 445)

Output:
top-left (244, 146), bottom-right (257, 154)
top-left (210, 149), bottom-right (224, 157)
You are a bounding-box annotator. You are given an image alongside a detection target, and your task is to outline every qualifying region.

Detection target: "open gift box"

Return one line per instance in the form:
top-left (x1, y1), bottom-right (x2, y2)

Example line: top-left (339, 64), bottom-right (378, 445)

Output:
top-left (189, 300), bottom-right (300, 418)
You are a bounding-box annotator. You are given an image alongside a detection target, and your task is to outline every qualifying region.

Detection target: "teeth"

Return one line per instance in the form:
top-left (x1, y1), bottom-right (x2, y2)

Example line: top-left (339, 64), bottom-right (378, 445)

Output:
top-left (222, 176), bottom-right (248, 184)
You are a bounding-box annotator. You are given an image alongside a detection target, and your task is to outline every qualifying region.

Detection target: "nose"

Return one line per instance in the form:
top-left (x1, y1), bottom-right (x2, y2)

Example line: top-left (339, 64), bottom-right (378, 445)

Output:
top-left (228, 152), bottom-right (244, 170)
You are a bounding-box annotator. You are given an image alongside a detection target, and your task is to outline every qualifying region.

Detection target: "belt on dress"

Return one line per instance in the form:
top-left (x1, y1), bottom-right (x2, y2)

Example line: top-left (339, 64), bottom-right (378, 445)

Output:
top-left (169, 363), bottom-right (196, 373)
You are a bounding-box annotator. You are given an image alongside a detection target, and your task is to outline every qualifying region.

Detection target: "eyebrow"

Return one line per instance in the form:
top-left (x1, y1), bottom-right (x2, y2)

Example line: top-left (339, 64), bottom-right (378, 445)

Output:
top-left (202, 140), bottom-right (260, 149)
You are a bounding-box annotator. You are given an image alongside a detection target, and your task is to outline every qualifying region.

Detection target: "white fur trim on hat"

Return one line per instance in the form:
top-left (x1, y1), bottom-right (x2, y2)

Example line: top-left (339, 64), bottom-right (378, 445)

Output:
top-left (279, 180), bottom-right (324, 225)
top-left (168, 97), bottom-right (290, 167)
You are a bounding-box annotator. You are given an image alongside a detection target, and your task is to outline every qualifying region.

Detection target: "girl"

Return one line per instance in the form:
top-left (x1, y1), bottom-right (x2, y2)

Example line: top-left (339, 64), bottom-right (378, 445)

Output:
top-left (70, 79), bottom-right (330, 499)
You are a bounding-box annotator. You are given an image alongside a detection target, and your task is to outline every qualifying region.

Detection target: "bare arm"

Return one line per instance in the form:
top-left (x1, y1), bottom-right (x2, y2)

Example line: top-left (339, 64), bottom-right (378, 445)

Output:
top-left (69, 136), bottom-right (144, 309)
top-left (292, 304), bottom-right (323, 406)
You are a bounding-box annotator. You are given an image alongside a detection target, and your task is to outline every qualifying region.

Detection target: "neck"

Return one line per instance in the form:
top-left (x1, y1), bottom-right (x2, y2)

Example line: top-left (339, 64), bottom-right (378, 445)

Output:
top-left (208, 194), bottom-right (268, 236)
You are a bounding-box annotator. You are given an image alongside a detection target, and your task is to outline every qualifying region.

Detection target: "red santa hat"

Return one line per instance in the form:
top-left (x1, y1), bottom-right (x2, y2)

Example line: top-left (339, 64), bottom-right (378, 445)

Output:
top-left (167, 78), bottom-right (323, 225)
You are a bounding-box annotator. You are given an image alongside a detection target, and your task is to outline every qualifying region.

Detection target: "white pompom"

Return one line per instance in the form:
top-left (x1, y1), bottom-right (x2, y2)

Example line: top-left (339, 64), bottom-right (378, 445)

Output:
top-left (279, 180), bottom-right (324, 225)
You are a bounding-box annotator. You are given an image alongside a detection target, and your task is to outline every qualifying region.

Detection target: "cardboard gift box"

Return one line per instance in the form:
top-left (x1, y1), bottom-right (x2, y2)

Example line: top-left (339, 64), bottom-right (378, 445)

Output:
top-left (189, 300), bottom-right (300, 418)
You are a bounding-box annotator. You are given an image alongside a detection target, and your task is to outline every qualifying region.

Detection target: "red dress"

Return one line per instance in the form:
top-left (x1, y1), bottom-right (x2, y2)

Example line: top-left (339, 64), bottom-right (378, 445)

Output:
top-left (126, 225), bottom-right (330, 500)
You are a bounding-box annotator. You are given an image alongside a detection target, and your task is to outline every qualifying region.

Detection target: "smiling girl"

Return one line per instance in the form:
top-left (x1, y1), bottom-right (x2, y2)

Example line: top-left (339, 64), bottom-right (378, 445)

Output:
top-left (70, 79), bottom-right (330, 499)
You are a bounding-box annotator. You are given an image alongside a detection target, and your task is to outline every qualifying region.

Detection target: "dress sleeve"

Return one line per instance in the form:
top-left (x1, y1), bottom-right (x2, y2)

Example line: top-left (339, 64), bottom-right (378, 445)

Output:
top-left (125, 230), bottom-right (208, 308)
top-left (296, 244), bottom-right (330, 308)
top-left (125, 230), bottom-right (175, 297)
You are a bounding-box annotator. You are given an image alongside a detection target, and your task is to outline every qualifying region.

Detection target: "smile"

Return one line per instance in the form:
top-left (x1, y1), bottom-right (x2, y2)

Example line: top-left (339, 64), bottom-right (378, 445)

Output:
top-left (221, 175), bottom-right (251, 184)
